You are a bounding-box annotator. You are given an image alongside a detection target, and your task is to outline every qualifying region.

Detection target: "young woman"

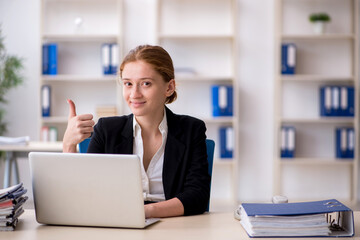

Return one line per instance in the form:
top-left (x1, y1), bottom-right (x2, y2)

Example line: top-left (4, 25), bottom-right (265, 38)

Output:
top-left (63, 45), bottom-right (210, 218)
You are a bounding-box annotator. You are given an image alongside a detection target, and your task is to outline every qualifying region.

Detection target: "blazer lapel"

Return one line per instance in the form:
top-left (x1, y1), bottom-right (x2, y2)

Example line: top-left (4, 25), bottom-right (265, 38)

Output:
top-left (163, 107), bottom-right (185, 198)
top-left (115, 115), bottom-right (133, 154)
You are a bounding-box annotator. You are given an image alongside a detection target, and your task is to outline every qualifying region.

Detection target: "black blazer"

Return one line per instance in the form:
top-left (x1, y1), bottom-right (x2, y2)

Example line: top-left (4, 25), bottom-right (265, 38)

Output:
top-left (87, 107), bottom-right (210, 216)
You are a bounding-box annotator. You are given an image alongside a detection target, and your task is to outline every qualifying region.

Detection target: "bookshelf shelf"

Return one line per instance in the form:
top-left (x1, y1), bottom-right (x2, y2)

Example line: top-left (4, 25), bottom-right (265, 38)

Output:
top-left (214, 159), bottom-right (234, 166)
top-left (203, 117), bottom-right (235, 124)
top-left (274, 0), bottom-right (359, 202)
top-left (42, 75), bottom-right (117, 82)
top-left (280, 158), bottom-right (354, 166)
top-left (40, 0), bottom-right (124, 141)
top-left (282, 34), bottom-right (355, 41)
top-left (280, 118), bottom-right (355, 125)
top-left (281, 74), bottom-right (354, 83)
top-left (159, 34), bottom-right (234, 40)
top-left (156, 0), bottom-right (238, 204)
top-left (42, 34), bottom-right (118, 42)
top-left (42, 116), bottom-right (68, 124)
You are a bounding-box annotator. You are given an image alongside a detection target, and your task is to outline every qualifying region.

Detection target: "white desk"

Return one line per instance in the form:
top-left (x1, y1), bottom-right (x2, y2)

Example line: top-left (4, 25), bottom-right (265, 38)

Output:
top-left (0, 141), bottom-right (63, 188)
top-left (3, 210), bottom-right (359, 240)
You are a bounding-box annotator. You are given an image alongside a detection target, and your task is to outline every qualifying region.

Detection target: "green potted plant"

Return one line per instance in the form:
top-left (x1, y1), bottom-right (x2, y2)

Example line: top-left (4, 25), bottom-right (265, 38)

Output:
top-left (309, 13), bottom-right (331, 34)
top-left (0, 27), bottom-right (24, 136)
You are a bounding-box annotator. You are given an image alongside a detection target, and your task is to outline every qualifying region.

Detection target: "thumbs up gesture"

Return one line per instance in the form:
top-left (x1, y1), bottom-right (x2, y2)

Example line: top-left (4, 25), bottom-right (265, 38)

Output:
top-left (63, 99), bottom-right (95, 153)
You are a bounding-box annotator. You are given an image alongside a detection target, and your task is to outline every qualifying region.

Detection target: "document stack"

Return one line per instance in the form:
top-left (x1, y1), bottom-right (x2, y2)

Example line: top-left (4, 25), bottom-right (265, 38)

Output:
top-left (0, 136), bottom-right (30, 146)
top-left (237, 199), bottom-right (354, 237)
top-left (0, 183), bottom-right (28, 231)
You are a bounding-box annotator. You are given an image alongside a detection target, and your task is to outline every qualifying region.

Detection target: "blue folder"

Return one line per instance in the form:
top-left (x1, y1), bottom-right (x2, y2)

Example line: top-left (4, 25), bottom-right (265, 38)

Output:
top-left (47, 43), bottom-right (57, 75)
top-left (211, 85), bottom-right (233, 117)
top-left (281, 43), bottom-right (296, 75)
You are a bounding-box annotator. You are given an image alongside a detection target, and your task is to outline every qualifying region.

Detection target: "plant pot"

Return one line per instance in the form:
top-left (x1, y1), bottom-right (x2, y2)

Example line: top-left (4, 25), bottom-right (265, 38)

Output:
top-left (312, 21), bottom-right (327, 34)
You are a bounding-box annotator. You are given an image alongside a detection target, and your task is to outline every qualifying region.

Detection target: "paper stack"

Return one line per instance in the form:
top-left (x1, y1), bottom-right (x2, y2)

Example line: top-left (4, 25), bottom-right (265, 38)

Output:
top-left (238, 199), bottom-right (354, 237)
top-left (0, 183), bottom-right (28, 231)
top-left (0, 136), bottom-right (30, 145)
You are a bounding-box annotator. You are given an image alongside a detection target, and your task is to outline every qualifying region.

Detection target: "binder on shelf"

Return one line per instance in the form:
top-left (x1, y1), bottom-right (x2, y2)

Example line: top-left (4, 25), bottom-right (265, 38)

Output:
top-left (341, 86), bottom-right (354, 117)
top-left (110, 43), bottom-right (119, 74)
top-left (237, 199), bottom-right (354, 237)
top-left (336, 127), bottom-right (354, 159)
top-left (320, 86), bottom-right (354, 117)
top-left (41, 85), bottom-right (51, 117)
top-left (42, 43), bottom-right (57, 75)
top-left (49, 127), bottom-right (58, 142)
top-left (280, 126), bottom-right (295, 158)
top-left (320, 86), bottom-right (332, 116)
top-left (219, 127), bottom-right (233, 158)
top-left (347, 128), bottom-right (354, 158)
top-left (331, 86), bottom-right (340, 116)
top-left (211, 85), bottom-right (233, 117)
top-left (102, 43), bottom-right (111, 75)
top-left (42, 44), bottom-right (48, 75)
top-left (41, 126), bottom-right (49, 142)
top-left (281, 43), bottom-right (296, 75)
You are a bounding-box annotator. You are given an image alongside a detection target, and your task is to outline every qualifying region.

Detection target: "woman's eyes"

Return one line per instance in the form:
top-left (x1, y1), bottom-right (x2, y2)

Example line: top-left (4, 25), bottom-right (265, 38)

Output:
top-left (123, 81), bottom-right (151, 87)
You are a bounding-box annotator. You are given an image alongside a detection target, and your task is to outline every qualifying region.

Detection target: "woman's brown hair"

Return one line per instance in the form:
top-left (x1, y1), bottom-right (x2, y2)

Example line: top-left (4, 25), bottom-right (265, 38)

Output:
top-left (119, 45), bottom-right (177, 104)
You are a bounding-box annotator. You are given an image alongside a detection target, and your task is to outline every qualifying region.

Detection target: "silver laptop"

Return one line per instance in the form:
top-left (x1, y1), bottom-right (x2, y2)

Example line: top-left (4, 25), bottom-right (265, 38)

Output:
top-left (29, 152), bottom-right (159, 228)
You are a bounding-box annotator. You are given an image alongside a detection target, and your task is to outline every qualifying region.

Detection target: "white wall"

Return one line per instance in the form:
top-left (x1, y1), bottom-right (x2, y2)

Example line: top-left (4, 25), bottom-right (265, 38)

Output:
top-left (0, 0), bottom-right (359, 203)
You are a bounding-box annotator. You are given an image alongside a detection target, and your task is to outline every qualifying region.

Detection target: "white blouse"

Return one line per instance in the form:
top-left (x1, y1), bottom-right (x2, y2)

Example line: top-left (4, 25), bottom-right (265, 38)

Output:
top-left (132, 111), bottom-right (167, 202)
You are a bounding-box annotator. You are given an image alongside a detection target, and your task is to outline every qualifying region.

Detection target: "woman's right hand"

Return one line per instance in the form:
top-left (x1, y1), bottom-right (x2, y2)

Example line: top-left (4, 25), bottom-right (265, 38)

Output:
top-left (63, 99), bottom-right (95, 153)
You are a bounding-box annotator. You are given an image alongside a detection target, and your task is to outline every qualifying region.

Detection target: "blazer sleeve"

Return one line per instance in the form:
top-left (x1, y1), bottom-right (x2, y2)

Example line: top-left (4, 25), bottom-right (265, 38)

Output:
top-left (174, 120), bottom-right (211, 216)
top-left (87, 118), bottom-right (106, 153)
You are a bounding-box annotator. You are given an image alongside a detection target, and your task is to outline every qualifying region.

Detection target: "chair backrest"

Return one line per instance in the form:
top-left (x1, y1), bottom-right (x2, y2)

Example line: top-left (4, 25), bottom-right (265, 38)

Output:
top-left (79, 137), bottom-right (91, 153)
top-left (79, 137), bottom-right (215, 211)
top-left (205, 139), bottom-right (215, 212)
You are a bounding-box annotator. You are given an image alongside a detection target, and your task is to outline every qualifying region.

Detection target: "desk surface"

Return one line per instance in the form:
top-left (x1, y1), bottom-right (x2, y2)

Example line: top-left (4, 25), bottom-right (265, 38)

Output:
top-left (3, 210), bottom-right (359, 240)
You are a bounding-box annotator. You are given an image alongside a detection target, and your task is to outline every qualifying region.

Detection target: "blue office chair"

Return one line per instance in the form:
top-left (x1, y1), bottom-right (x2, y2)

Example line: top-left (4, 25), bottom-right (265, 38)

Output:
top-left (205, 139), bottom-right (215, 212)
top-left (78, 137), bottom-right (215, 211)
top-left (79, 137), bottom-right (91, 153)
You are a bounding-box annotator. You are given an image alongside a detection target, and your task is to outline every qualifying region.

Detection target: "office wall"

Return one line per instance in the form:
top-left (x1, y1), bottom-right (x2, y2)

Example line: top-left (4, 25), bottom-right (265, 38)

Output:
top-left (0, 0), bottom-right (359, 203)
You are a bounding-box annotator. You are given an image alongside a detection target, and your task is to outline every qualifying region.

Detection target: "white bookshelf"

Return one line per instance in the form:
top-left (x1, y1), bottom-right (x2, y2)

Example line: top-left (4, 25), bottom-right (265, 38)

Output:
top-left (274, 0), bottom-right (359, 202)
top-left (40, 0), bottom-right (124, 141)
top-left (155, 0), bottom-right (239, 204)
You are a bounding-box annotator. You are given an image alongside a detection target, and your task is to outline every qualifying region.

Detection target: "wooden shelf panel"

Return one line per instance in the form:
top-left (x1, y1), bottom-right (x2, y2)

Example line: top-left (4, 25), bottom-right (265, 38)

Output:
top-left (202, 117), bottom-right (235, 124)
top-left (42, 116), bottom-right (68, 124)
top-left (159, 34), bottom-right (234, 40)
top-left (280, 118), bottom-right (355, 124)
top-left (280, 158), bottom-right (354, 166)
top-left (280, 74), bottom-right (354, 83)
top-left (281, 34), bottom-right (355, 41)
top-left (176, 76), bottom-right (234, 83)
top-left (214, 159), bottom-right (234, 166)
top-left (42, 75), bottom-right (118, 82)
top-left (42, 34), bottom-right (119, 42)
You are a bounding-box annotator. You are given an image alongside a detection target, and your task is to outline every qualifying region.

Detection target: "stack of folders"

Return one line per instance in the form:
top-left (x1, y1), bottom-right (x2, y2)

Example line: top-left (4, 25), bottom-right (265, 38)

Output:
top-left (0, 183), bottom-right (28, 231)
top-left (320, 86), bottom-right (354, 117)
top-left (238, 199), bottom-right (354, 237)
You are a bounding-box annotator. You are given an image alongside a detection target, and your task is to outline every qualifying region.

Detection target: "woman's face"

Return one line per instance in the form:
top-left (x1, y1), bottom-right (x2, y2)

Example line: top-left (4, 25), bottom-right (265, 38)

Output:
top-left (121, 60), bottom-right (174, 118)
